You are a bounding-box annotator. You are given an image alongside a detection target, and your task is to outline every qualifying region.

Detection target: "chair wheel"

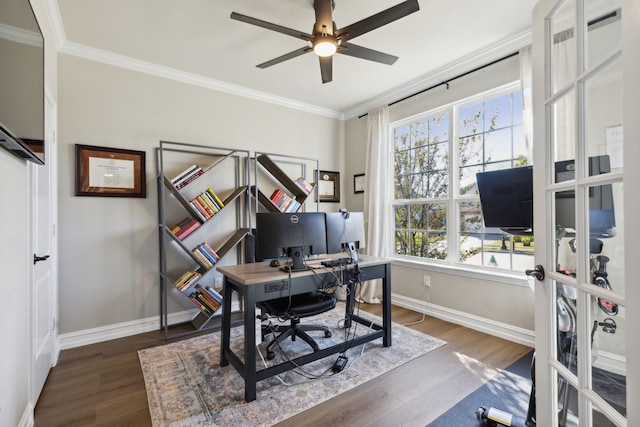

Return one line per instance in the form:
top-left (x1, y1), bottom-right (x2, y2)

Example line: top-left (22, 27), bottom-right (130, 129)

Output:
top-left (324, 331), bottom-right (332, 338)
top-left (266, 351), bottom-right (275, 360)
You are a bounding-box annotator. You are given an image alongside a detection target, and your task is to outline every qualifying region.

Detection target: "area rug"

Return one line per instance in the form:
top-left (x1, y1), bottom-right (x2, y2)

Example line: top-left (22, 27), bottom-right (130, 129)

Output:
top-left (428, 350), bottom-right (534, 427)
top-left (139, 309), bottom-right (446, 427)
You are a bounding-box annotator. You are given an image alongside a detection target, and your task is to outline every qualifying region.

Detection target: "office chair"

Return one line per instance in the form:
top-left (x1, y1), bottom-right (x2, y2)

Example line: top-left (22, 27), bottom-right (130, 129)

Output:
top-left (257, 291), bottom-right (337, 360)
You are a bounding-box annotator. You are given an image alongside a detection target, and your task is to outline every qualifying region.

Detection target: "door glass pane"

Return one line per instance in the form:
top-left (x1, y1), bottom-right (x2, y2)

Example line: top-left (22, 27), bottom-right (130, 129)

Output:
top-left (588, 181), bottom-right (623, 298)
top-left (590, 298), bottom-right (626, 421)
top-left (551, 90), bottom-right (577, 168)
top-left (586, 0), bottom-right (621, 69)
top-left (558, 376), bottom-right (580, 426)
top-left (550, 0), bottom-right (577, 94)
top-left (585, 58), bottom-right (623, 171)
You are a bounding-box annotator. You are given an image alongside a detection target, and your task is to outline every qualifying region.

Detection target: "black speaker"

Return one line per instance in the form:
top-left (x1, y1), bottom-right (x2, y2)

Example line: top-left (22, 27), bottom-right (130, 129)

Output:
top-left (244, 232), bottom-right (256, 263)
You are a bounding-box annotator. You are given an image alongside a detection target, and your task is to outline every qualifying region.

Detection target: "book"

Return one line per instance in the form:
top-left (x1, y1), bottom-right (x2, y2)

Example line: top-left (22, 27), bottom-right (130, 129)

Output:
top-left (294, 177), bottom-right (313, 194)
top-left (175, 168), bottom-right (204, 189)
top-left (192, 247), bottom-right (214, 268)
top-left (195, 285), bottom-right (221, 310)
top-left (175, 270), bottom-right (201, 291)
top-left (174, 218), bottom-right (201, 240)
top-left (170, 164), bottom-right (199, 184)
top-left (188, 294), bottom-right (213, 316)
top-left (205, 285), bottom-right (223, 304)
top-left (206, 188), bottom-right (225, 209)
top-left (195, 245), bottom-right (216, 266)
top-left (191, 197), bottom-right (212, 219)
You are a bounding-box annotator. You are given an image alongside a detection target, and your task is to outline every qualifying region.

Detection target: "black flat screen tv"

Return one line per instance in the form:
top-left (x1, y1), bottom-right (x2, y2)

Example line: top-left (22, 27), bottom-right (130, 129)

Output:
top-left (0, 0), bottom-right (45, 164)
top-left (255, 212), bottom-right (328, 271)
top-left (476, 166), bottom-right (533, 236)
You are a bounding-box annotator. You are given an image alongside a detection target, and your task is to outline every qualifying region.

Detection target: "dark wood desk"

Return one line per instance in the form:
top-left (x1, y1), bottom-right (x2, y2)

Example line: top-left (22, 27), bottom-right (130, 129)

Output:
top-left (217, 255), bottom-right (392, 402)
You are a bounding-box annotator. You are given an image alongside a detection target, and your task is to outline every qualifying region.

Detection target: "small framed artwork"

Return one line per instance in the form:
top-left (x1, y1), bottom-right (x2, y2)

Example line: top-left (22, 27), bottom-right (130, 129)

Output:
top-left (354, 173), bottom-right (365, 194)
top-left (75, 144), bottom-right (147, 197)
top-left (316, 170), bottom-right (340, 202)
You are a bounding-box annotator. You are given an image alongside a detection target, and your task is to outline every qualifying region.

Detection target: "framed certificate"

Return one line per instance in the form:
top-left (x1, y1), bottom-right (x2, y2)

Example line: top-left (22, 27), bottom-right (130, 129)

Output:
top-left (75, 144), bottom-right (146, 197)
top-left (354, 173), bottom-right (365, 193)
top-left (316, 170), bottom-right (340, 202)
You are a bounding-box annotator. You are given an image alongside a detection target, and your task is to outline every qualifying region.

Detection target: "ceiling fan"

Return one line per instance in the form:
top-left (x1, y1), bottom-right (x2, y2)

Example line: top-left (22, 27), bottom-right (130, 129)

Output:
top-left (230, 0), bottom-right (420, 84)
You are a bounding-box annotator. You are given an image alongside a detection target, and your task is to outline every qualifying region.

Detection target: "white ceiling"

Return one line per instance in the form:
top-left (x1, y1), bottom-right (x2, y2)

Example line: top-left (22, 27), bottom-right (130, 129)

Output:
top-left (54, 0), bottom-right (536, 117)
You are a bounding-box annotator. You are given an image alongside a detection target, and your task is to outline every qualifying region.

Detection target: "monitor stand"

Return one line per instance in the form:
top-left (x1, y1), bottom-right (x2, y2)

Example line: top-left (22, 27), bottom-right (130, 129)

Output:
top-left (280, 246), bottom-right (309, 272)
top-left (345, 241), bottom-right (361, 263)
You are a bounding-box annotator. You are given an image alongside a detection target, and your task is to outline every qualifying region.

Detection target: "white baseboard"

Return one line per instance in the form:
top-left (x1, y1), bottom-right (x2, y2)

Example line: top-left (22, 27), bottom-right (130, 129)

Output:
top-left (392, 293), bottom-right (535, 347)
top-left (59, 296), bottom-right (534, 350)
top-left (59, 302), bottom-right (242, 350)
top-left (593, 350), bottom-right (626, 376)
top-left (17, 403), bottom-right (33, 427)
top-left (59, 310), bottom-right (199, 350)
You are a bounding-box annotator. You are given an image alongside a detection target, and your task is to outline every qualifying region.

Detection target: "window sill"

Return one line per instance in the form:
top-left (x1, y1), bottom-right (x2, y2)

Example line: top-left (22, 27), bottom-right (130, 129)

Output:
top-left (391, 256), bottom-right (531, 288)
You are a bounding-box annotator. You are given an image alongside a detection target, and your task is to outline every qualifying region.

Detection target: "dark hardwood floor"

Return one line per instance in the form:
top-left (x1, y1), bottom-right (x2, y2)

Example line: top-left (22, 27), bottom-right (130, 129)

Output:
top-left (34, 304), bottom-right (531, 426)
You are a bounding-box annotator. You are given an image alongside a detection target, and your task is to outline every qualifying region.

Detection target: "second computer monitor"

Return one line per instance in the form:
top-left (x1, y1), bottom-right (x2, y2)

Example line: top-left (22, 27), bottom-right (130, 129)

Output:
top-left (325, 211), bottom-right (366, 262)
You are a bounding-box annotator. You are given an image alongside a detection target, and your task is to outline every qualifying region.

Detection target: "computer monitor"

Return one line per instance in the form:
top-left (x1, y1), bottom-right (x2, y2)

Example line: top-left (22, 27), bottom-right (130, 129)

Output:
top-left (555, 155), bottom-right (616, 237)
top-left (476, 166), bottom-right (533, 235)
top-left (255, 212), bottom-right (328, 271)
top-left (325, 211), bottom-right (366, 262)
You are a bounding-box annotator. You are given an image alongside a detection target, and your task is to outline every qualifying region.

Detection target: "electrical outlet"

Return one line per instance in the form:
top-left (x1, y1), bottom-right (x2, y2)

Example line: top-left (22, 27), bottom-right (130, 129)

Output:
top-left (423, 275), bottom-right (431, 288)
top-left (214, 275), bottom-right (223, 287)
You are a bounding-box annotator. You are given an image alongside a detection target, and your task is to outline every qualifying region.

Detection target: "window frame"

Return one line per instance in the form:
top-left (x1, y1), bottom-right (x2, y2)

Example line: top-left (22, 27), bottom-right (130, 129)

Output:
top-left (389, 80), bottom-right (532, 281)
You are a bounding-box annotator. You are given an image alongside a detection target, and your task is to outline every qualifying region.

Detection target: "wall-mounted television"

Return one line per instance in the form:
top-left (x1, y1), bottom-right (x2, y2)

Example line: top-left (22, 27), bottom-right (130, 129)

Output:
top-left (0, 0), bottom-right (45, 164)
top-left (476, 156), bottom-right (616, 238)
top-left (476, 166), bottom-right (534, 236)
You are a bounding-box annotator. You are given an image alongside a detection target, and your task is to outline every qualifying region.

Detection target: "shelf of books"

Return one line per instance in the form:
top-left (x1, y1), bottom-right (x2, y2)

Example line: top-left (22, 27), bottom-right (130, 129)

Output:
top-left (157, 141), bottom-right (250, 339)
top-left (253, 152), bottom-right (319, 213)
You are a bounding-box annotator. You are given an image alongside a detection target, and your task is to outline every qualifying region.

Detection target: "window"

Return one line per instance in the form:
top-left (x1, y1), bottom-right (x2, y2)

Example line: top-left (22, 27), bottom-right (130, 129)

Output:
top-left (392, 84), bottom-right (533, 271)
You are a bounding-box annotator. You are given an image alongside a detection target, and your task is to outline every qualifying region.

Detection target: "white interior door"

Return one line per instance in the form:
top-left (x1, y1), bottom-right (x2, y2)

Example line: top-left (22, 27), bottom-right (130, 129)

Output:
top-left (532, 0), bottom-right (628, 425)
top-left (31, 98), bottom-right (58, 402)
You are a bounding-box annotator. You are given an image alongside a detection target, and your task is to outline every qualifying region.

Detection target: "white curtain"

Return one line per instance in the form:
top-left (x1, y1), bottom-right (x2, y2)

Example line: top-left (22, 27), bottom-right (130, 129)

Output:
top-left (358, 106), bottom-right (391, 304)
top-left (519, 45), bottom-right (534, 163)
top-left (552, 29), bottom-right (577, 162)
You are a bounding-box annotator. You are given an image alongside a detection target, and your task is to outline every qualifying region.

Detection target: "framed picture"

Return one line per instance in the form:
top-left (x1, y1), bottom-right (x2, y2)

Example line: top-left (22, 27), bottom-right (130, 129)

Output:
top-left (354, 173), bottom-right (365, 193)
top-left (75, 144), bottom-right (147, 197)
top-left (316, 170), bottom-right (340, 202)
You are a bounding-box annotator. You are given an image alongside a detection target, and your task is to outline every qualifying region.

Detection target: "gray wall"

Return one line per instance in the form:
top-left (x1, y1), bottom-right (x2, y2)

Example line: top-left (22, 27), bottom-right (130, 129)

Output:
top-left (344, 55), bottom-right (535, 332)
top-left (56, 54), bottom-right (345, 333)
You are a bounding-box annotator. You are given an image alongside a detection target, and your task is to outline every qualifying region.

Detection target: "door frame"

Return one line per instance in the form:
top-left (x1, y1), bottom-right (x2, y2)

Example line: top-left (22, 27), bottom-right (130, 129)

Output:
top-left (532, 0), bottom-right (639, 425)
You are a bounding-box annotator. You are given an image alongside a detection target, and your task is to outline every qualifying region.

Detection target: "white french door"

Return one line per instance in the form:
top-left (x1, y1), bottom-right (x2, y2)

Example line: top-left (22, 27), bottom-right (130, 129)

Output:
top-left (31, 97), bottom-right (58, 403)
top-left (531, 0), bottom-right (638, 425)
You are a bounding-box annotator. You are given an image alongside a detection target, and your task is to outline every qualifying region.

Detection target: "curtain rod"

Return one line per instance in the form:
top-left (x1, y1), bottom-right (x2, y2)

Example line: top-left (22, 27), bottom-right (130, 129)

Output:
top-left (357, 8), bottom-right (621, 119)
top-left (358, 51), bottom-right (519, 119)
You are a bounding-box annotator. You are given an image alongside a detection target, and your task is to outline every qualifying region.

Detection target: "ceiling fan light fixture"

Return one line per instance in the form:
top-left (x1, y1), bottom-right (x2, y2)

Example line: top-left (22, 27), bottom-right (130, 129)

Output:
top-left (313, 37), bottom-right (337, 57)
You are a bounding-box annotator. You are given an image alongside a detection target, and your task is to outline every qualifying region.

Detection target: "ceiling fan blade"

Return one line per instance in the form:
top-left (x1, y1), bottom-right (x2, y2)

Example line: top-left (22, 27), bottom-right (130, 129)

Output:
top-left (257, 47), bottom-right (313, 69)
top-left (319, 55), bottom-right (332, 84)
top-left (335, 0), bottom-right (419, 42)
top-left (338, 42), bottom-right (398, 65)
top-left (231, 12), bottom-right (314, 42)
top-left (313, 0), bottom-right (334, 34)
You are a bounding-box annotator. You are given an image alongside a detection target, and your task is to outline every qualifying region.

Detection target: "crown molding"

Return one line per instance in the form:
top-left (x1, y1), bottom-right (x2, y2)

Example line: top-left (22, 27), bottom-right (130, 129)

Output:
top-left (343, 29), bottom-right (533, 120)
top-left (58, 41), bottom-right (344, 120)
top-left (0, 23), bottom-right (42, 47)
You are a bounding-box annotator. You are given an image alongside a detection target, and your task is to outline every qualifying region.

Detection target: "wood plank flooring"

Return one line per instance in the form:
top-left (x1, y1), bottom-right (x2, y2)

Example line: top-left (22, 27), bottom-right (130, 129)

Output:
top-left (34, 305), bottom-right (531, 426)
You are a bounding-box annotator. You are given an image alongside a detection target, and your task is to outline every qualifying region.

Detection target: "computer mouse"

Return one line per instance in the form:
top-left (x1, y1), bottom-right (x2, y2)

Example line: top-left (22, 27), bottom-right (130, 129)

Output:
top-left (269, 259), bottom-right (280, 267)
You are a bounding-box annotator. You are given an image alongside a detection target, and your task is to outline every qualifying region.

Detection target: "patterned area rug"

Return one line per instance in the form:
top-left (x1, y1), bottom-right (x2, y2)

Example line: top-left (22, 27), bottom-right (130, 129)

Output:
top-left (139, 308), bottom-right (446, 427)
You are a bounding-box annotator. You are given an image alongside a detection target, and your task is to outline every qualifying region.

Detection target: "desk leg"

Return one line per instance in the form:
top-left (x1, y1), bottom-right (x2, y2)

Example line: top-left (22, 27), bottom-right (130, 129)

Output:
top-left (220, 278), bottom-right (233, 367)
top-left (244, 286), bottom-right (257, 402)
top-left (382, 263), bottom-right (392, 347)
top-left (344, 270), bottom-right (356, 329)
